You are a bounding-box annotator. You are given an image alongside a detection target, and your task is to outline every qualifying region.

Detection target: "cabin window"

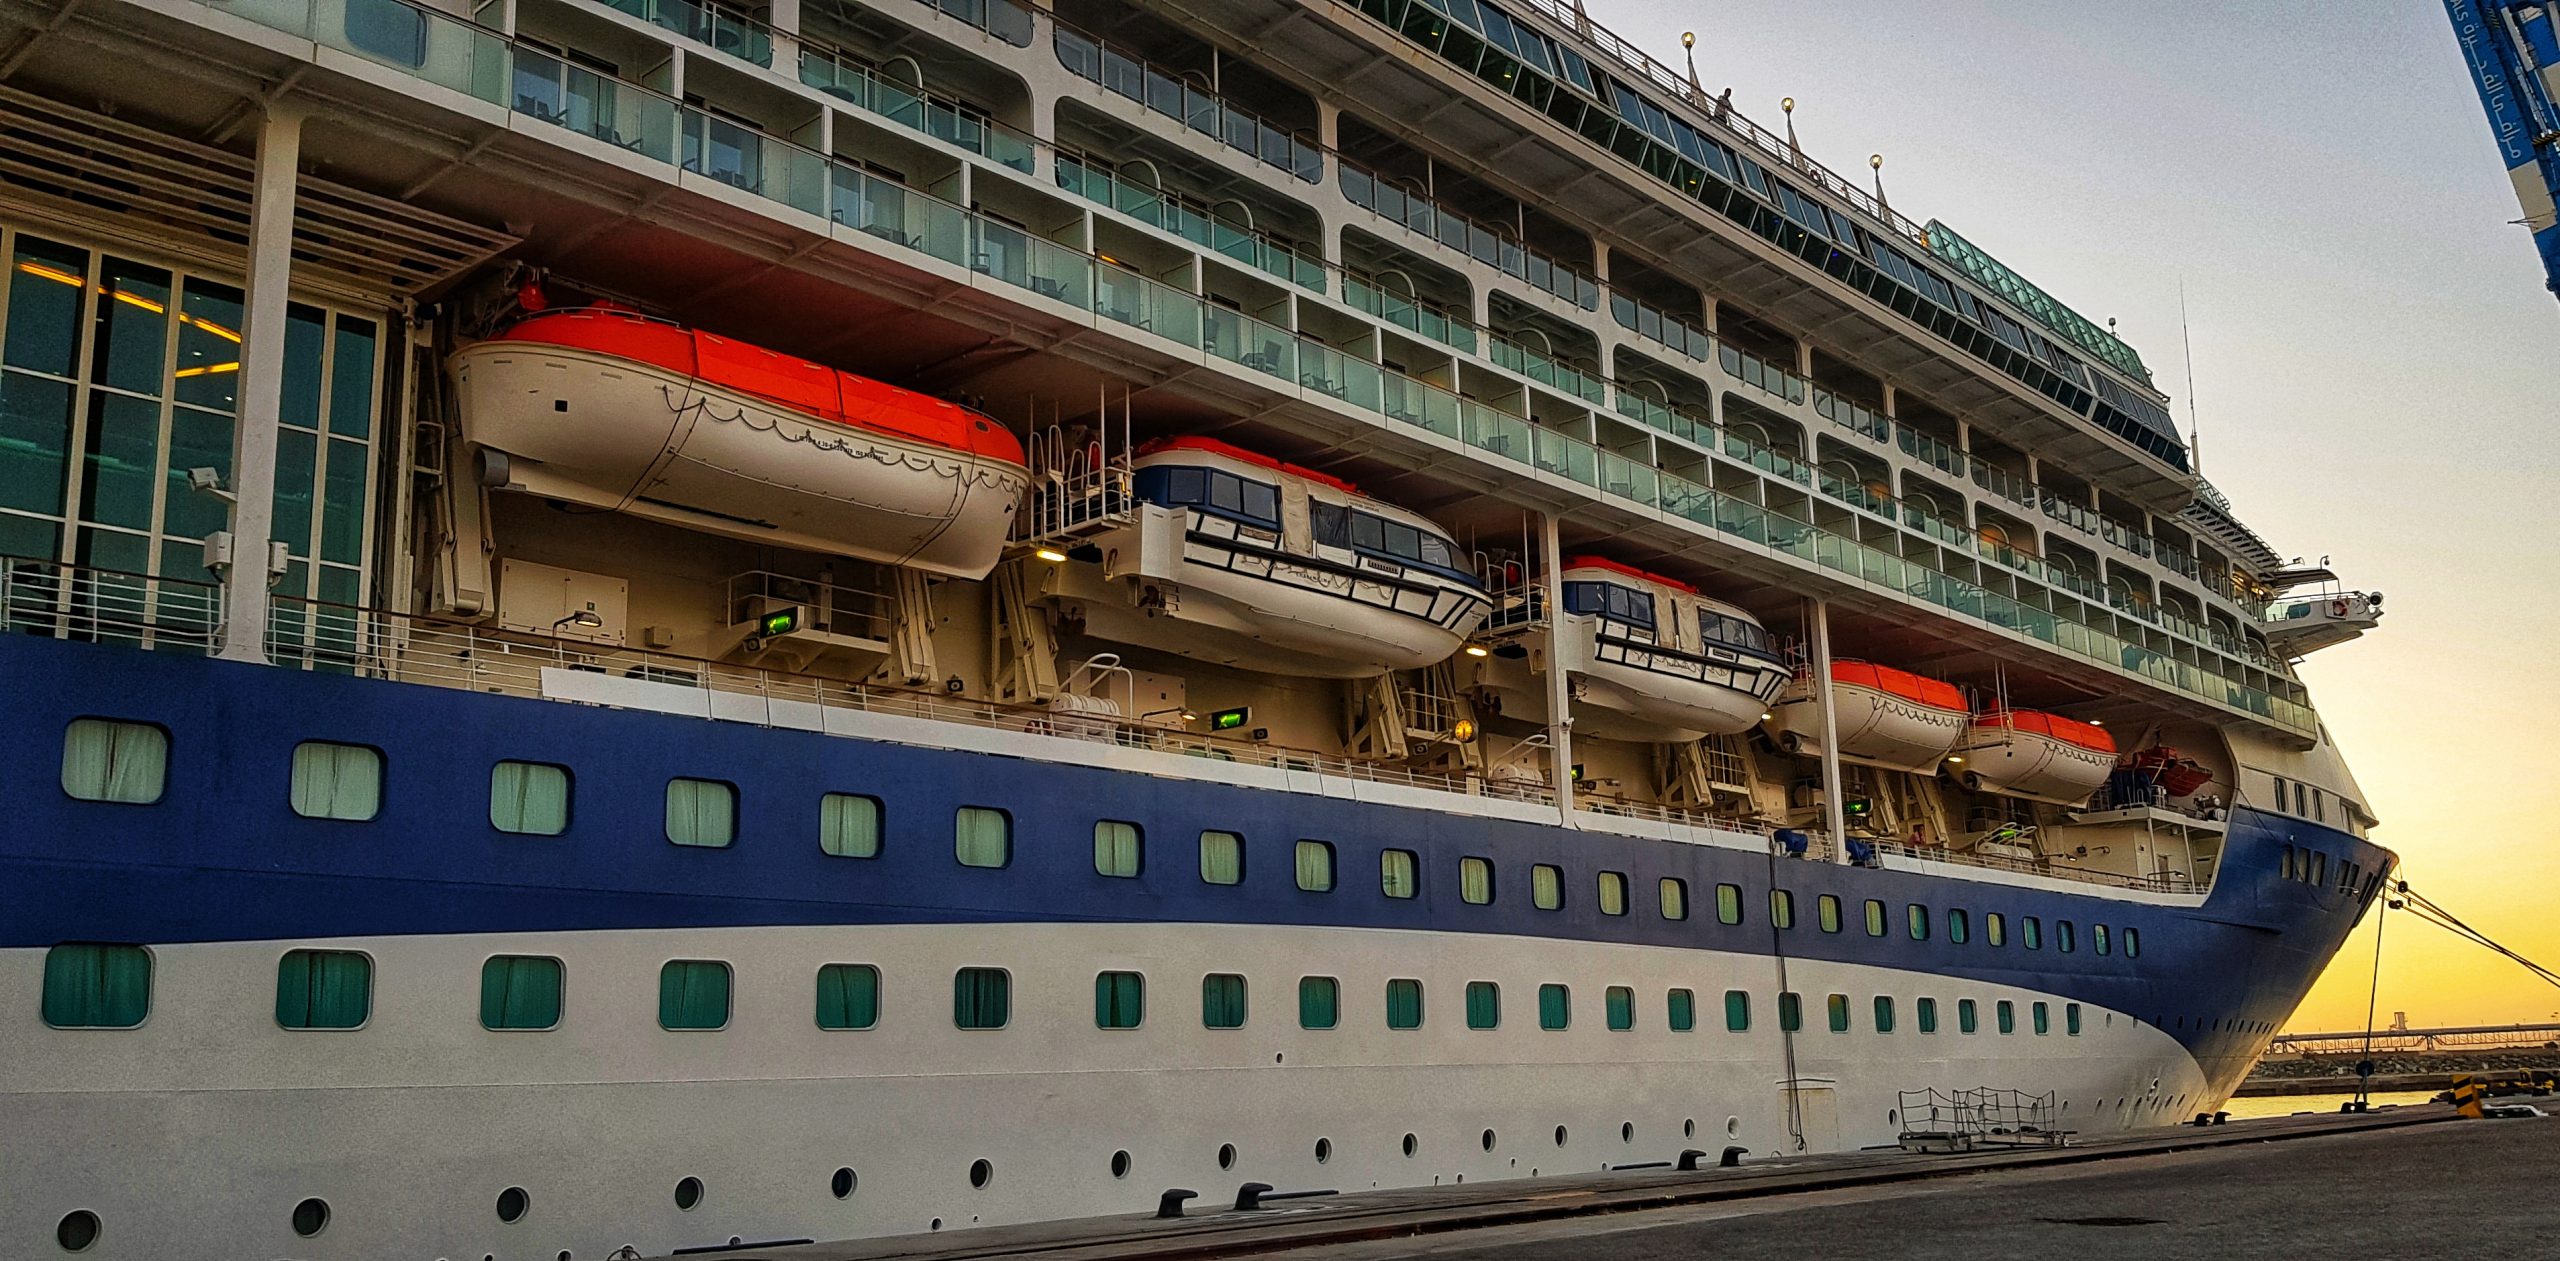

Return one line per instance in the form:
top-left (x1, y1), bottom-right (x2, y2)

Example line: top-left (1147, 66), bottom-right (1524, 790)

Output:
top-left (1539, 983), bottom-right (1571, 1030)
top-left (2033, 1002), bottom-right (2051, 1035)
top-left (953, 807), bottom-right (1012, 868)
top-left (289, 741), bottom-right (382, 821)
top-left (815, 964), bottom-right (879, 1030)
top-left (2310, 852), bottom-right (2328, 886)
top-left (2093, 924), bottom-right (2112, 956)
top-left (491, 762), bottom-right (572, 836)
top-left (480, 955), bottom-right (563, 1031)
top-left (1724, 989), bottom-right (1751, 1031)
top-left (821, 793), bottom-right (881, 858)
top-left (1295, 840), bottom-right (1335, 891)
top-left (2022, 917), bottom-right (2044, 950)
top-left (1908, 904), bottom-right (1931, 941)
top-left (2066, 1003), bottom-right (2083, 1036)
top-left (1959, 999), bottom-right (1980, 1033)
top-left (1716, 883), bottom-right (1744, 925)
top-left (1381, 848), bottom-right (1420, 899)
top-left (2057, 920), bottom-right (2078, 953)
top-left (1779, 992), bottom-right (1803, 1032)
top-left (41, 944), bottom-right (151, 1028)
top-left (60, 718), bottom-right (167, 804)
top-left (1817, 894), bottom-right (1842, 933)
top-left (278, 950), bottom-right (372, 1030)
top-left (657, 960), bottom-right (730, 1031)
top-left (1597, 871), bottom-right (1628, 916)
top-left (1916, 997), bottom-right (1939, 1033)
top-left (1532, 863), bottom-right (1563, 910)
top-left (1668, 988), bottom-right (1696, 1031)
top-left (1985, 912), bottom-right (2007, 947)
top-left (1200, 830), bottom-right (1245, 885)
top-left (1660, 877), bottom-right (1688, 921)
top-left (1770, 889), bottom-right (1796, 929)
top-left (1864, 899), bottom-right (1888, 936)
top-left (1299, 976), bottom-right (1339, 1029)
top-left (1606, 986), bottom-right (1635, 1031)
top-left (1093, 820), bottom-right (1143, 877)
top-left (1203, 974), bottom-right (1248, 1028)
top-left (2124, 927), bottom-right (2143, 958)
top-left (2271, 775), bottom-right (2288, 812)
top-left (1947, 908), bottom-right (1970, 945)
top-left (1466, 981), bottom-right (1501, 1029)
top-left (664, 778), bottom-right (736, 848)
top-left (1385, 978), bottom-right (1424, 1029)
top-left (1460, 856), bottom-right (1495, 904)
top-left (1825, 993), bottom-right (1850, 1032)
top-left (2294, 782), bottom-right (2308, 816)
top-left (954, 968), bottom-right (1010, 1029)
top-left (1094, 971), bottom-right (1144, 1029)
top-left (1874, 996), bottom-right (1896, 1033)
top-left (1997, 1000), bottom-right (2016, 1034)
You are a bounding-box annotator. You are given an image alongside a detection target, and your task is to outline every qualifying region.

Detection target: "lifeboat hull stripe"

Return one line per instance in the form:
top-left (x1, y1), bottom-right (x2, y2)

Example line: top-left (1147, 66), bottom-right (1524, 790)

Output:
top-left (1184, 516), bottom-right (1489, 631)
top-left (1976, 710), bottom-right (2117, 756)
top-left (1591, 636), bottom-right (1792, 702)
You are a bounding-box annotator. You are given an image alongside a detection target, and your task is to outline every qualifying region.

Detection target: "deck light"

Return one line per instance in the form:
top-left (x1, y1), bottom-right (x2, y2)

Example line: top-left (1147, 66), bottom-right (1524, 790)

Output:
top-left (1946, 755), bottom-right (1966, 765)
top-left (1034, 547), bottom-right (1068, 563)
top-left (1452, 718), bottom-right (1479, 743)
top-left (553, 610), bottom-right (605, 631)
top-left (1464, 643), bottom-right (1490, 658)
top-left (1760, 711), bottom-right (1774, 722)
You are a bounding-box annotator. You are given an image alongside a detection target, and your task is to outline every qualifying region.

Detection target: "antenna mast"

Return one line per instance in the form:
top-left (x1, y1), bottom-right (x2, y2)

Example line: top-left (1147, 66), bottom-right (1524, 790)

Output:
top-left (2179, 279), bottom-right (2202, 477)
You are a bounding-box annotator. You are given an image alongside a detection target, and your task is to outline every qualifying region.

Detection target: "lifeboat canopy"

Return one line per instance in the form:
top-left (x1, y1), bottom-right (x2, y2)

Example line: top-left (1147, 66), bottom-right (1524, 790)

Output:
top-left (1472, 556), bottom-right (1788, 742)
top-left (1764, 660), bottom-right (1970, 773)
top-left (1959, 709), bottom-right (2117, 805)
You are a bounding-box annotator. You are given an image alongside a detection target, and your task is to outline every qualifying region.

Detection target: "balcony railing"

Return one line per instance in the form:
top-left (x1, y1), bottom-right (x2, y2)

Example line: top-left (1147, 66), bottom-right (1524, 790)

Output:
top-left (1895, 425), bottom-right (1965, 478)
top-left (1814, 389), bottom-right (1890, 444)
top-left (1488, 336), bottom-right (1606, 403)
top-left (798, 48), bottom-right (1034, 173)
top-left (599, 0), bottom-right (771, 67)
top-left (2040, 491), bottom-right (2099, 536)
top-left (1608, 292), bottom-right (1713, 363)
top-left (1055, 154), bottom-right (1325, 292)
top-left (1338, 162), bottom-right (1601, 311)
top-left (1051, 26), bottom-right (1320, 182)
top-left (1717, 342), bottom-right (1809, 406)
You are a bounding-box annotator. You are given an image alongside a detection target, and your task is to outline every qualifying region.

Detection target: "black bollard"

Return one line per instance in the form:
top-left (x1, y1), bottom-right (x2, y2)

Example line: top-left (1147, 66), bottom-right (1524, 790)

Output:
top-left (1720, 1145), bottom-right (1748, 1168)
top-left (1156, 1188), bottom-right (1197, 1219)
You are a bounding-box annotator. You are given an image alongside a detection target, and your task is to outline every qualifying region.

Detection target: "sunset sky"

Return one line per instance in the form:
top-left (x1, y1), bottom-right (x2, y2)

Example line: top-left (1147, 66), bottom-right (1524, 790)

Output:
top-left (1607, 0), bottom-right (2560, 1029)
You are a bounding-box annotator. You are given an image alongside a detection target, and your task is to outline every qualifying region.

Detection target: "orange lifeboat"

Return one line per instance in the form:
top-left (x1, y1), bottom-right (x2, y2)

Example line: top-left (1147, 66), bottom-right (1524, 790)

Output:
top-left (1960, 709), bottom-right (2117, 805)
top-left (453, 308), bottom-right (1028, 578)
top-left (1764, 661), bottom-right (1969, 772)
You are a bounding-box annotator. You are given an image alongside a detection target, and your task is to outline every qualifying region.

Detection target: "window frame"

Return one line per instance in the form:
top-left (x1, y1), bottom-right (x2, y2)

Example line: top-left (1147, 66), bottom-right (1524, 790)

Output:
top-left (1092, 818), bottom-right (1143, 877)
top-left (1294, 839), bottom-right (1335, 892)
top-left (1381, 847), bottom-right (1420, 899)
top-left (1538, 982), bottom-right (1571, 1030)
top-left (39, 943), bottom-right (153, 1029)
top-left (1465, 979), bottom-right (1501, 1030)
top-left (276, 948), bottom-right (374, 1031)
top-left (657, 958), bottom-right (731, 1032)
top-left (1724, 988), bottom-right (1751, 1031)
top-left (1597, 870), bottom-right (1628, 916)
top-left (479, 953), bottom-right (564, 1032)
top-left (819, 791), bottom-right (882, 858)
top-left (1458, 855), bottom-right (1495, 905)
top-left (1298, 975), bottom-right (1340, 1029)
top-left (1531, 862), bottom-right (1563, 910)
top-left (815, 962), bottom-right (881, 1031)
top-left (954, 805), bottom-right (1013, 869)
top-left (1199, 829), bottom-right (1246, 885)
top-left (59, 717), bottom-right (169, 805)
top-left (1605, 985), bottom-right (1635, 1031)
top-left (287, 739), bottom-right (384, 822)
top-left (1094, 970), bottom-right (1146, 1030)
top-left (1385, 977), bottom-right (1425, 1029)
top-left (1202, 972), bottom-right (1248, 1029)
top-left (953, 966), bottom-right (1012, 1030)
top-left (663, 777), bottom-right (738, 849)
top-left (1659, 876), bottom-right (1688, 921)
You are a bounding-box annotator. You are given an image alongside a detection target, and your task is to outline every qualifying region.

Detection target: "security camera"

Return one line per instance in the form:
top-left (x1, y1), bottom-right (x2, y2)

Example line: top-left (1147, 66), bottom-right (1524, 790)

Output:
top-left (187, 467), bottom-right (221, 492)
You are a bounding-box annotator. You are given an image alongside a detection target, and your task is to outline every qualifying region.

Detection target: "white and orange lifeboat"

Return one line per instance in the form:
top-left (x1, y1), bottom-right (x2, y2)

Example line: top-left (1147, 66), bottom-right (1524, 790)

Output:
top-left (453, 307), bottom-right (1028, 578)
top-left (1473, 556), bottom-right (1790, 742)
top-left (1040, 437), bottom-right (1491, 677)
top-left (1959, 709), bottom-right (2117, 805)
top-left (1764, 661), bottom-right (1969, 773)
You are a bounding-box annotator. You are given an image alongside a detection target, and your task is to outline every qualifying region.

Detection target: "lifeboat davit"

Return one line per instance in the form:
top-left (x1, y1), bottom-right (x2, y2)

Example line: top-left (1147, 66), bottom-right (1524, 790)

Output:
top-left (1040, 437), bottom-right (1491, 677)
top-left (1764, 661), bottom-right (1969, 773)
top-left (1960, 709), bottom-right (2117, 805)
top-left (1473, 556), bottom-right (1789, 742)
top-left (453, 308), bottom-right (1028, 579)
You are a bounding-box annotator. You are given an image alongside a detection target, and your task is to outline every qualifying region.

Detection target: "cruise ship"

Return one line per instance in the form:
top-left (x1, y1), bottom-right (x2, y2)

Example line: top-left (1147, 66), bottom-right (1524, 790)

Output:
top-left (0, 0), bottom-right (2394, 1255)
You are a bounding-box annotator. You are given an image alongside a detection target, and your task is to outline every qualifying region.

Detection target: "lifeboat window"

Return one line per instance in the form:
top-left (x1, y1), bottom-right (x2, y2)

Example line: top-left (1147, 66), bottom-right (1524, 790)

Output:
top-left (656, 959), bottom-right (729, 1032)
top-left (1873, 996), bottom-right (1896, 1033)
top-left (60, 717), bottom-right (168, 804)
top-left (1668, 988), bottom-right (1696, 1031)
top-left (1916, 997), bottom-right (1939, 1034)
top-left (1532, 863), bottom-right (1564, 910)
top-left (1459, 856), bottom-right (1495, 904)
top-left (1093, 972), bottom-right (1145, 1029)
top-left (1715, 883), bottom-right (1744, 925)
top-left (1770, 889), bottom-right (1795, 929)
top-left (1985, 912), bottom-right (2007, 947)
top-left (1310, 501), bottom-right (1351, 547)
top-left (1208, 472), bottom-right (1241, 513)
top-left (2032, 1002), bottom-right (2051, 1036)
top-left (1164, 467), bottom-right (1207, 506)
top-left (481, 955), bottom-right (563, 1031)
top-left (1383, 520), bottom-right (1421, 561)
top-left (1200, 831), bottom-right (1246, 885)
top-left (815, 963), bottom-right (879, 1031)
top-left (1466, 981), bottom-right (1501, 1029)
top-left (1958, 999), bottom-right (1979, 1033)
top-left (1240, 480), bottom-right (1278, 522)
top-left (1597, 871), bottom-right (1628, 916)
top-left (955, 807), bottom-right (1012, 869)
top-left (2123, 928), bottom-right (2141, 958)
top-left (1093, 820), bottom-right (1143, 877)
top-left (289, 741), bottom-right (383, 822)
top-left (1825, 994), bottom-right (1850, 1033)
top-left (1907, 904), bottom-right (1930, 941)
top-left (1724, 990), bottom-right (1752, 1031)
top-left (664, 779), bottom-right (736, 849)
top-left (1380, 848), bottom-right (1419, 899)
top-left (954, 967), bottom-right (1011, 1030)
top-left (1701, 613), bottom-right (1770, 655)
top-left (2093, 924), bottom-right (2111, 956)
top-left (1817, 894), bottom-right (1842, 933)
top-left (2022, 916), bottom-right (2044, 950)
top-left (821, 793), bottom-right (883, 859)
top-left (1659, 878), bottom-right (1688, 921)
top-left (1996, 1000), bottom-right (2016, 1035)
top-left (2056, 920), bottom-right (2077, 953)
top-left (1947, 908), bottom-right (1969, 945)
top-left (1203, 966), bottom-right (1244, 1028)
top-left (491, 761), bottom-right (572, 837)
top-left (1299, 976), bottom-right (1340, 1029)
top-left (1294, 840), bottom-right (1336, 892)
top-left (1864, 899), bottom-right (1887, 937)
top-left (1539, 983), bottom-right (1571, 1030)
top-left (40, 944), bottom-right (151, 1029)
top-left (1351, 512), bottom-right (1385, 551)
top-left (1385, 978), bottom-right (1425, 1029)
top-left (1606, 986), bottom-right (1635, 1031)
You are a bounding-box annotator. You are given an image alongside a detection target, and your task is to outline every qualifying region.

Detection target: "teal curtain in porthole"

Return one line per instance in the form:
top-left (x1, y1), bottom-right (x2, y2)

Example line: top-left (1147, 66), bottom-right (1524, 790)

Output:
top-left (1298, 976), bottom-right (1338, 1029)
top-left (60, 718), bottom-right (166, 803)
top-left (1606, 987), bottom-right (1634, 1030)
top-left (1464, 981), bottom-right (1499, 1030)
top-left (1539, 983), bottom-right (1570, 1030)
top-left (41, 944), bottom-right (150, 1028)
top-left (1779, 992), bottom-right (1803, 1032)
top-left (1094, 971), bottom-right (1143, 1029)
top-left (1874, 996), bottom-right (1896, 1033)
top-left (276, 950), bottom-right (371, 1029)
top-left (665, 779), bottom-right (735, 847)
top-left (954, 968), bottom-right (1010, 1028)
top-left (1202, 974), bottom-right (1246, 1028)
top-left (1668, 988), bottom-right (1695, 1031)
top-left (1724, 989), bottom-right (1751, 1031)
top-left (817, 964), bottom-right (880, 1029)
top-left (490, 762), bottom-right (570, 835)
top-left (479, 956), bottom-right (562, 1030)
top-left (658, 960), bottom-right (730, 1029)
top-left (1385, 978), bottom-right (1422, 1029)
top-left (1917, 998), bottom-right (1939, 1033)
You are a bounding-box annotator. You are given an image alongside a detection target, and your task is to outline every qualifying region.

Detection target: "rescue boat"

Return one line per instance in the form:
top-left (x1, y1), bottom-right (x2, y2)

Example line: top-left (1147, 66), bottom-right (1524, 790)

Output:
top-left (1038, 437), bottom-right (1491, 677)
top-left (1764, 660), bottom-right (1970, 772)
top-left (453, 307), bottom-right (1028, 578)
top-left (1959, 709), bottom-right (2117, 805)
top-left (1473, 556), bottom-right (1790, 742)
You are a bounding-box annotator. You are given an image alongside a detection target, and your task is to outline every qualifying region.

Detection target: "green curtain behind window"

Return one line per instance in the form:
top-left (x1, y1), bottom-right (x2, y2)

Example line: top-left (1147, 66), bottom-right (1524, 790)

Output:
top-left (1779, 992), bottom-right (1803, 1032)
top-left (1093, 821), bottom-right (1140, 876)
top-left (1606, 986), bottom-right (1634, 1030)
top-left (1385, 978), bottom-right (1422, 1029)
top-left (60, 718), bottom-right (166, 803)
top-left (955, 807), bottom-right (1010, 867)
top-left (665, 779), bottom-right (735, 847)
top-left (1960, 999), bottom-right (1979, 1033)
top-left (1380, 850), bottom-right (1416, 899)
top-left (1667, 988), bottom-right (1695, 1031)
top-left (1532, 864), bottom-right (1561, 910)
top-left (1293, 840), bottom-right (1332, 891)
top-left (658, 960), bottom-right (730, 1029)
top-left (1827, 994), bottom-right (1850, 1032)
top-left (1199, 831), bottom-right (1243, 884)
top-left (1874, 996), bottom-right (1896, 1033)
top-left (1772, 890), bottom-right (1795, 929)
top-left (817, 963), bottom-right (880, 1029)
top-left (42, 943), bottom-right (150, 1028)
top-left (290, 742), bottom-right (381, 821)
top-left (822, 794), bottom-right (881, 858)
top-left (1918, 997), bottom-right (1939, 1033)
top-left (1201, 974), bottom-right (1245, 1029)
top-left (1459, 858), bottom-right (1492, 904)
top-left (1464, 981), bottom-right (1498, 1030)
top-left (1597, 872), bottom-right (1624, 915)
top-left (954, 968), bottom-right (1010, 1028)
top-left (480, 955), bottom-right (562, 1030)
top-left (1715, 884), bottom-right (1742, 924)
top-left (1539, 983), bottom-right (1570, 1030)
top-left (1724, 989), bottom-right (1751, 1031)
top-left (490, 762), bottom-right (570, 835)
top-left (1298, 976), bottom-right (1337, 1029)
top-left (1660, 878), bottom-right (1687, 921)
top-left (276, 950), bottom-right (371, 1029)
top-left (1094, 971), bottom-right (1143, 1028)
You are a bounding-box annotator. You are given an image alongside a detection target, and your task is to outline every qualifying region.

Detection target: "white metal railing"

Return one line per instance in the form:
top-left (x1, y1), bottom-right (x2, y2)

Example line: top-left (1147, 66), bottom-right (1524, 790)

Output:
top-left (1, 557), bottom-right (223, 650)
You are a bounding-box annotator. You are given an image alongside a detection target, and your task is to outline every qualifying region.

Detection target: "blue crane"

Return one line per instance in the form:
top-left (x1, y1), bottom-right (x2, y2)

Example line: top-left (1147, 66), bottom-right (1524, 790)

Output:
top-left (2445, 1), bottom-right (2560, 299)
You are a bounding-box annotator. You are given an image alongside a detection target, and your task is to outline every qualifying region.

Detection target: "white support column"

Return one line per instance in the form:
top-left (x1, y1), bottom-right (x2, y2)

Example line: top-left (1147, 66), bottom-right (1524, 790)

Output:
top-left (1808, 597), bottom-right (1849, 863)
top-left (217, 105), bottom-right (304, 664)
top-left (1540, 511), bottom-right (1576, 824)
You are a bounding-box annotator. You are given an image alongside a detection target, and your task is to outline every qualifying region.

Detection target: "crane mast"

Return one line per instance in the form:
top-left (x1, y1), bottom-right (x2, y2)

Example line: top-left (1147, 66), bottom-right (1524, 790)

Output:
top-left (2446, 0), bottom-right (2560, 299)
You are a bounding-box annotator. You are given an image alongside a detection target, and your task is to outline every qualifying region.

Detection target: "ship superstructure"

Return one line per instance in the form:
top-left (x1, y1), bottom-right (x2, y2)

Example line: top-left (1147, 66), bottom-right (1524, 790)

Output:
top-left (0, 0), bottom-right (2391, 1256)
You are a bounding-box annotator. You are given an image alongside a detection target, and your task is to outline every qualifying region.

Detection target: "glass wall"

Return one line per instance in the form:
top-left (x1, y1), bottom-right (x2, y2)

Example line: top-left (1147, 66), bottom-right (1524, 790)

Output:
top-left (0, 220), bottom-right (385, 610)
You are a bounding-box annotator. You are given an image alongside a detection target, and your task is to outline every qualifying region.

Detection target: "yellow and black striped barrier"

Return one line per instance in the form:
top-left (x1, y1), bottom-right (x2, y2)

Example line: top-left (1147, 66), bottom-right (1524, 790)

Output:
top-left (2451, 1074), bottom-right (2484, 1119)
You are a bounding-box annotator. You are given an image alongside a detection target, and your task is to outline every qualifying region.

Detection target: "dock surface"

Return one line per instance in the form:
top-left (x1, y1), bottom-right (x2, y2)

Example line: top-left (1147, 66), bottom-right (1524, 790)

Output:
top-left (655, 1106), bottom-right (2558, 1260)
